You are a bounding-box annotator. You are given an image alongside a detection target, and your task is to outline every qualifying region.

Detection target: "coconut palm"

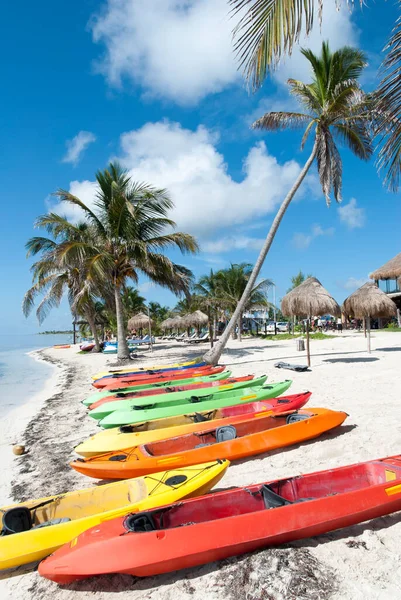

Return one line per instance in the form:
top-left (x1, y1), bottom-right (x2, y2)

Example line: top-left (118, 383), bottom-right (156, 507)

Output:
top-left (287, 270), bottom-right (313, 293)
top-left (230, 0), bottom-right (401, 189)
top-left (53, 163), bottom-right (198, 359)
top-left (215, 263), bottom-right (273, 341)
top-left (194, 269), bottom-right (222, 348)
top-left (203, 42), bottom-right (372, 364)
top-left (23, 221), bottom-right (104, 351)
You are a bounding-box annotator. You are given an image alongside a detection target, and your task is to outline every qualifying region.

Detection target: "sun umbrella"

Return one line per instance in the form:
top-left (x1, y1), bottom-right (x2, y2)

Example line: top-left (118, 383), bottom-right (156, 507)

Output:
top-left (281, 277), bottom-right (341, 366)
top-left (342, 282), bottom-right (397, 353)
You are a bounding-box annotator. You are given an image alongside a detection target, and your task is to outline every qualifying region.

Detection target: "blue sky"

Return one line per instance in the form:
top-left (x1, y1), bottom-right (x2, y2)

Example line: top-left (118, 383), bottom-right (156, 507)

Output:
top-left (1, 0), bottom-right (400, 334)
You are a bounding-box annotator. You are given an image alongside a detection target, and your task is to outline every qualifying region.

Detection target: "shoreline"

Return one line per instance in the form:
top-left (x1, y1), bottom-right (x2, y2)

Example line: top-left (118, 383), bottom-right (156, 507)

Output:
top-left (1, 333), bottom-right (401, 599)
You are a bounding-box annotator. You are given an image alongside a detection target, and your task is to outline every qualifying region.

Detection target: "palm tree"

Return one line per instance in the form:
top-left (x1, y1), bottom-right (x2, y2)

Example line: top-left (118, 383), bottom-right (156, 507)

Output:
top-left (230, 0), bottom-right (401, 189)
top-left (203, 42), bottom-right (372, 364)
top-left (194, 269), bottom-right (222, 348)
top-left (216, 263), bottom-right (272, 341)
top-left (53, 163), bottom-right (198, 360)
top-left (287, 270), bottom-right (313, 293)
top-left (121, 287), bottom-right (146, 318)
top-left (23, 220), bottom-right (104, 352)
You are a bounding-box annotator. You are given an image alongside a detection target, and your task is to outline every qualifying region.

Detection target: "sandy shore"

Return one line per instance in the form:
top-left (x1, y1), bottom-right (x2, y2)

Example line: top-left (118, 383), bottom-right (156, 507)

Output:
top-left (1, 331), bottom-right (401, 599)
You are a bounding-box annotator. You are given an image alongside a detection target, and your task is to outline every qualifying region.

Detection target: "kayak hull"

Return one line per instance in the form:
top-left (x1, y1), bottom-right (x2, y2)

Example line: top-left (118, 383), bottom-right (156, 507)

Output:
top-left (0, 461), bottom-right (228, 571)
top-left (92, 360), bottom-right (206, 382)
top-left (75, 392), bottom-right (311, 457)
top-left (71, 408), bottom-right (346, 479)
top-left (89, 375), bottom-right (257, 410)
top-left (89, 376), bottom-right (268, 420)
top-left (98, 381), bottom-right (293, 429)
top-left (83, 371), bottom-right (231, 407)
top-left (39, 455), bottom-right (401, 583)
top-left (93, 366), bottom-right (225, 390)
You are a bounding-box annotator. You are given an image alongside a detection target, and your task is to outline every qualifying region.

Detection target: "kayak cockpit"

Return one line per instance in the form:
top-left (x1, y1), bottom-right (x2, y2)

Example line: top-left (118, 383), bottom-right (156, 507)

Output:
top-left (123, 458), bottom-right (401, 532)
top-left (143, 411), bottom-right (312, 456)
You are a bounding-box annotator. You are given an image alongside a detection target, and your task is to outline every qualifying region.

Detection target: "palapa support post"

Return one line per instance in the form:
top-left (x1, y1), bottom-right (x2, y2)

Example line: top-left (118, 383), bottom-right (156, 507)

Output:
top-left (363, 317), bottom-right (366, 338)
top-left (367, 317), bottom-right (371, 353)
top-left (306, 317), bottom-right (311, 367)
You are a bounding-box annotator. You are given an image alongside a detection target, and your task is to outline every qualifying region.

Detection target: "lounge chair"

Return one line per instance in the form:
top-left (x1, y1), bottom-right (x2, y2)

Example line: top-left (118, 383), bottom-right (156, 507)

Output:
top-left (187, 332), bottom-right (209, 344)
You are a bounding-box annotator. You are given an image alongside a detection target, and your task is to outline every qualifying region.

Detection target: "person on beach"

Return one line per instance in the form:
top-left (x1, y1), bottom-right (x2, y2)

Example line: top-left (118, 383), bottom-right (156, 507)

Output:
top-left (337, 317), bottom-right (343, 333)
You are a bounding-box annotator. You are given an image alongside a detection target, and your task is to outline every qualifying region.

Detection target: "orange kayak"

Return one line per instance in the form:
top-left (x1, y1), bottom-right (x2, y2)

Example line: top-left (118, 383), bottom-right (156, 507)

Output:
top-left (92, 366), bottom-right (226, 390)
top-left (71, 408), bottom-right (347, 479)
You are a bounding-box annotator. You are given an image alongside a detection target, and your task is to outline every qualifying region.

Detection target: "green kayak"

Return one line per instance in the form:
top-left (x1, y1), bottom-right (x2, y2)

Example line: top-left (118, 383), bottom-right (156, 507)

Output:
top-left (98, 380), bottom-right (292, 429)
top-left (89, 375), bottom-right (268, 420)
top-left (83, 370), bottom-right (231, 407)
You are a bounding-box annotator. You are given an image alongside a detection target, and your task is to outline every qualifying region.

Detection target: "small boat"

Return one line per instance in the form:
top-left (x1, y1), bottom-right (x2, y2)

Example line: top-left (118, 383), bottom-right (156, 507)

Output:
top-left (0, 461), bottom-right (228, 571)
top-left (92, 359), bottom-right (206, 381)
top-left (75, 393), bottom-right (312, 457)
top-left (75, 392), bottom-right (311, 458)
top-left (88, 375), bottom-right (257, 410)
top-left (71, 408), bottom-right (345, 479)
top-left (41, 453), bottom-right (401, 584)
top-left (80, 342), bottom-right (95, 352)
top-left (97, 381), bottom-right (293, 429)
top-left (53, 345), bottom-right (70, 349)
top-left (92, 365), bottom-right (226, 390)
top-left (89, 376), bottom-right (268, 420)
top-left (83, 371), bottom-right (232, 407)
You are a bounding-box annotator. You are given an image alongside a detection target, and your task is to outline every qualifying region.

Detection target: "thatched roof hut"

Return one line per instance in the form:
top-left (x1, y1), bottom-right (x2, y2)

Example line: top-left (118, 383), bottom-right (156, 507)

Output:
top-left (169, 315), bottom-right (186, 329)
top-left (183, 310), bottom-right (209, 327)
top-left (281, 277), bottom-right (341, 366)
top-left (281, 277), bottom-right (341, 319)
top-left (343, 282), bottom-right (397, 352)
top-left (127, 312), bottom-right (154, 331)
top-left (160, 317), bottom-right (174, 330)
top-left (370, 252), bottom-right (401, 281)
top-left (343, 282), bottom-right (398, 318)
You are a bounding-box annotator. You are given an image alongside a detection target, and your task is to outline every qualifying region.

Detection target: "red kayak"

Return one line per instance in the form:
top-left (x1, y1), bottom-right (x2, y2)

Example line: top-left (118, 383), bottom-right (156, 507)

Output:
top-left (89, 375), bottom-right (255, 410)
top-left (39, 454), bottom-right (401, 583)
top-left (92, 366), bottom-right (226, 390)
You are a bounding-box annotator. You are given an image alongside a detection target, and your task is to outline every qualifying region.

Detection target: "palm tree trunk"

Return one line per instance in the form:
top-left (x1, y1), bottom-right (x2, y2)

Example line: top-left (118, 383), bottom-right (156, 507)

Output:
top-left (203, 142), bottom-right (318, 365)
top-left (237, 316), bottom-right (242, 342)
top-left (114, 285), bottom-right (130, 360)
top-left (85, 310), bottom-right (101, 352)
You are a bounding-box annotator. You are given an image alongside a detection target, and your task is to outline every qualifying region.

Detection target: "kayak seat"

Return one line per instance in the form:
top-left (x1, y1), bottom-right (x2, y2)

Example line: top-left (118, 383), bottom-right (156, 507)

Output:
top-left (33, 518), bottom-right (71, 529)
top-left (1, 507), bottom-right (32, 535)
top-left (124, 512), bottom-right (157, 533)
top-left (108, 454), bottom-right (127, 461)
top-left (190, 412), bottom-right (214, 423)
top-left (261, 485), bottom-right (293, 509)
top-left (132, 404), bottom-right (155, 410)
top-left (189, 394), bottom-right (213, 404)
top-left (286, 413), bottom-right (310, 425)
top-left (215, 425), bottom-right (237, 443)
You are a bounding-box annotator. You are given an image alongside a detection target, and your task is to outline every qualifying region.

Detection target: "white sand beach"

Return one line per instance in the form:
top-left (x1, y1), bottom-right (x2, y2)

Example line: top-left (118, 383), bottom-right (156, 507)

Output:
top-left (1, 331), bottom-right (401, 600)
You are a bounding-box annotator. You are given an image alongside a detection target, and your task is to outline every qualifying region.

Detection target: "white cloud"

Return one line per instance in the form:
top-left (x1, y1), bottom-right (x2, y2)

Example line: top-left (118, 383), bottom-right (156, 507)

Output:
top-left (338, 198), bottom-right (365, 229)
top-left (62, 131), bottom-right (96, 165)
top-left (52, 121), bottom-right (318, 241)
top-left (273, 3), bottom-right (360, 86)
top-left (339, 276), bottom-right (369, 291)
top-left (202, 235), bottom-right (264, 254)
top-left (90, 0), bottom-right (239, 105)
top-left (292, 223), bottom-right (335, 249)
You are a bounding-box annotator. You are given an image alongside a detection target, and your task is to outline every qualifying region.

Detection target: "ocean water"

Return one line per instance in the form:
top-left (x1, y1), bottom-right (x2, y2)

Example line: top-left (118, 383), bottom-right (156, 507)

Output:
top-left (0, 334), bottom-right (72, 416)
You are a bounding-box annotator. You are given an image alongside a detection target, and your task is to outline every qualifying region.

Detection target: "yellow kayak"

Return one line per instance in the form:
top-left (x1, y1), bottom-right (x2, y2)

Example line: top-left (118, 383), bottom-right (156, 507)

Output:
top-left (92, 358), bottom-right (202, 381)
top-left (0, 460), bottom-right (228, 571)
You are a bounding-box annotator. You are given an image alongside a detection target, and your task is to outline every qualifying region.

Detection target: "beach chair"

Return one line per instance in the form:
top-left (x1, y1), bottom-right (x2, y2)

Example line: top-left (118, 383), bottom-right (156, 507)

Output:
top-left (182, 332), bottom-right (198, 343)
top-left (187, 332), bottom-right (209, 344)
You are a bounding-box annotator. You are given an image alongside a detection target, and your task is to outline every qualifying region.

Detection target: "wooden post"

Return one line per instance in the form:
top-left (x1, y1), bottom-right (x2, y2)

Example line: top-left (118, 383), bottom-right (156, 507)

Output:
top-left (367, 316), bottom-right (371, 353)
top-left (363, 317), bottom-right (366, 338)
top-left (397, 309), bottom-right (401, 328)
top-left (306, 317), bottom-right (311, 367)
top-left (73, 321), bottom-right (76, 345)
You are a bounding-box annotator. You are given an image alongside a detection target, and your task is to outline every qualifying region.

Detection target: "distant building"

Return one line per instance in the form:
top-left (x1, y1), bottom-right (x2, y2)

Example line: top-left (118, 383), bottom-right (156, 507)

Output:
top-left (370, 253), bottom-right (401, 323)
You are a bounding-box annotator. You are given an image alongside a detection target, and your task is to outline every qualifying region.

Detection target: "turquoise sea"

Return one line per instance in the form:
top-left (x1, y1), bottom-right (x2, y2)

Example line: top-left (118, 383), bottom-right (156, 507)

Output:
top-left (0, 334), bottom-right (72, 415)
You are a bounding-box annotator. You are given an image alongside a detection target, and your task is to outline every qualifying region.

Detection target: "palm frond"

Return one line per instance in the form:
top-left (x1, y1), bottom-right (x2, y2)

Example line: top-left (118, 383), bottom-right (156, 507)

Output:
top-left (252, 111), bottom-right (311, 131)
top-left (25, 237), bottom-right (57, 257)
top-left (333, 123), bottom-right (372, 161)
top-left (52, 189), bottom-right (105, 233)
top-left (230, 0), bottom-right (317, 90)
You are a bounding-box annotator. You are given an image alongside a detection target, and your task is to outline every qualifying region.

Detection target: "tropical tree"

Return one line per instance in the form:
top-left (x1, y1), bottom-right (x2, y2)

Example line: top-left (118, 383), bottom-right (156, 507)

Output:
top-left (194, 269), bottom-right (222, 348)
top-left (215, 263), bottom-right (273, 341)
top-left (230, 0), bottom-right (401, 189)
top-left (121, 287), bottom-right (146, 319)
top-left (287, 270), bottom-right (313, 293)
top-left (203, 42), bottom-right (372, 364)
top-left (52, 163), bottom-right (198, 359)
top-left (23, 221), bottom-right (105, 351)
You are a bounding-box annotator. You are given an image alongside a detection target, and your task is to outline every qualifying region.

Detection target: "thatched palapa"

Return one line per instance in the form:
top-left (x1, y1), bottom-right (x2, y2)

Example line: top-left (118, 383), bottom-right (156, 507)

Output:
top-left (343, 282), bottom-right (397, 353)
top-left (281, 277), bottom-right (341, 319)
top-left (183, 310), bottom-right (209, 327)
top-left (281, 277), bottom-right (340, 367)
top-left (128, 312), bottom-right (154, 331)
top-left (369, 253), bottom-right (401, 281)
top-left (160, 317), bottom-right (174, 329)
